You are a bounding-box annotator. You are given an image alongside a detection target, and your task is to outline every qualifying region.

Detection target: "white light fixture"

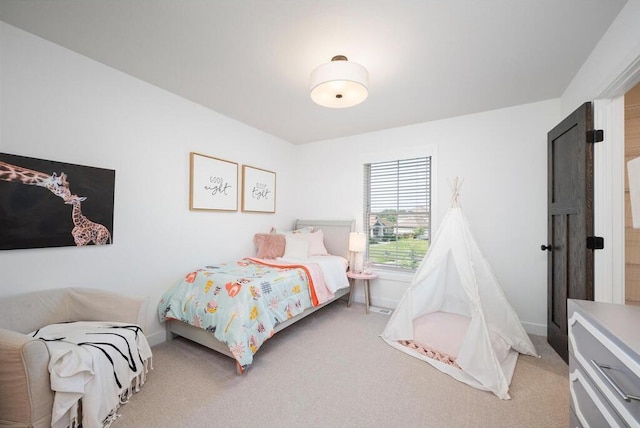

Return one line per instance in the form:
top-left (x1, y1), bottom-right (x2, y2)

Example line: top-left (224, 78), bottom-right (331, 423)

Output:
top-left (349, 232), bottom-right (367, 273)
top-left (310, 55), bottom-right (369, 108)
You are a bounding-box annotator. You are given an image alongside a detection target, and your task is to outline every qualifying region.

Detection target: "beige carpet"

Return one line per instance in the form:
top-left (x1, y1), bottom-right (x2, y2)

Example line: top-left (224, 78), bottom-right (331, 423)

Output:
top-left (116, 301), bottom-right (569, 428)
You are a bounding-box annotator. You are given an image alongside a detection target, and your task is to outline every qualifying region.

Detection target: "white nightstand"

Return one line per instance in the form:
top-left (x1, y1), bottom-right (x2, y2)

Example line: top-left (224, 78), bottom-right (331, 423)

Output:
top-left (346, 271), bottom-right (378, 314)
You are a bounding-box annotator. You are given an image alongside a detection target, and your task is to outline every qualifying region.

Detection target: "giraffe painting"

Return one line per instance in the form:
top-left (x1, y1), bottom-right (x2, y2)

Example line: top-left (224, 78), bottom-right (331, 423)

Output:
top-left (65, 195), bottom-right (112, 246)
top-left (0, 161), bottom-right (75, 202)
top-left (1, 152), bottom-right (115, 250)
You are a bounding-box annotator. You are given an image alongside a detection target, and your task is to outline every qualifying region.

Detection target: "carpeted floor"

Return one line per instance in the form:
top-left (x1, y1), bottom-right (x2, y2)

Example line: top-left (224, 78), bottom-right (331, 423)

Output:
top-left (116, 300), bottom-right (569, 428)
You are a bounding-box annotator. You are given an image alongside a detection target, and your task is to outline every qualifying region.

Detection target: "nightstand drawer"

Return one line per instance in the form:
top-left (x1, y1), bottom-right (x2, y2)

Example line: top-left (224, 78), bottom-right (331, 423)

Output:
top-left (569, 310), bottom-right (640, 424)
top-left (569, 358), bottom-right (625, 428)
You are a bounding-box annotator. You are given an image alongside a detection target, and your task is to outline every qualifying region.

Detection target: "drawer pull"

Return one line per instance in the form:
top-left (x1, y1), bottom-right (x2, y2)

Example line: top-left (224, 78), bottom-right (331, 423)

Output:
top-left (591, 360), bottom-right (640, 402)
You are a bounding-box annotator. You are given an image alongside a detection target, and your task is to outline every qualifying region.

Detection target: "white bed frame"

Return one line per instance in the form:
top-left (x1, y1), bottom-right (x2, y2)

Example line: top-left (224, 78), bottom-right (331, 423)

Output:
top-left (165, 219), bottom-right (354, 374)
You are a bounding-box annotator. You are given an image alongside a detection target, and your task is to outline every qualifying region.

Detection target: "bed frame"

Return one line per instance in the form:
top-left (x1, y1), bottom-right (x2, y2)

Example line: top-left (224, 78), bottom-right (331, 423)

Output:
top-left (165, 219), bottom-right (354, 374)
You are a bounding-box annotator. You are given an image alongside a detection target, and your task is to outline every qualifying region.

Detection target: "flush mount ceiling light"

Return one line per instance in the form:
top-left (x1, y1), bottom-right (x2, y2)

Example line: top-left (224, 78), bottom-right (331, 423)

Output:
top-left (310, 55), bottom-right (369, 108)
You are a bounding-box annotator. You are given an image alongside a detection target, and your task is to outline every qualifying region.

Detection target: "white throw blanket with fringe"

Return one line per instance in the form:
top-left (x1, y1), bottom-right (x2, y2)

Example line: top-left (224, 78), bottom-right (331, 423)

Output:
top-left (30, 321), bottom-right (152, 428)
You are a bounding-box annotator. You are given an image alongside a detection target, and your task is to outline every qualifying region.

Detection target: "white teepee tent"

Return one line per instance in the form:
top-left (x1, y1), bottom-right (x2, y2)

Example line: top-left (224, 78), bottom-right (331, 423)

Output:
top-left (381, 178), bottom-right (537, 399)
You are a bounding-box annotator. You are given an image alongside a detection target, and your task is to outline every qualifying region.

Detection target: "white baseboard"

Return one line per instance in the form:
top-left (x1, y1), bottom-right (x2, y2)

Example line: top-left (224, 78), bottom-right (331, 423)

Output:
top-left (146, 330), bottom-right (167, 347)
top-left (350, 293), bottom-right (397, 312)
top-left (521, 321), bottom-right (546, 337)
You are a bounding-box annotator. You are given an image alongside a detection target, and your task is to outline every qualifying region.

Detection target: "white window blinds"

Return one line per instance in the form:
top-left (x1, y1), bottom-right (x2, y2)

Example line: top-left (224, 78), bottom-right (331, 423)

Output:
top-left (364, 157), bottom-right (431, 270)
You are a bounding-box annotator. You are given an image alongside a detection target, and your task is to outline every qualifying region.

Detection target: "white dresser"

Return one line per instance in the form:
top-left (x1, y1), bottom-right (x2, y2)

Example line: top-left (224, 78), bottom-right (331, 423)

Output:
top-left (568, 299), bottom-right (640, 427)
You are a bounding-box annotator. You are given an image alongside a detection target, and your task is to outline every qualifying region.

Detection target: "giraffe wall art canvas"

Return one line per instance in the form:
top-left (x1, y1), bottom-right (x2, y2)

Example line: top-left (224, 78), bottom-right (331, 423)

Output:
top-left (0, 152), bottom-right (115, 250)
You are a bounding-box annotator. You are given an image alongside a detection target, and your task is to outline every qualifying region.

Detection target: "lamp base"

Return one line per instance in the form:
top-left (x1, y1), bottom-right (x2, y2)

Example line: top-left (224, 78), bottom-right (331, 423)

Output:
top-left (352, 252), bottom-right (363, 274)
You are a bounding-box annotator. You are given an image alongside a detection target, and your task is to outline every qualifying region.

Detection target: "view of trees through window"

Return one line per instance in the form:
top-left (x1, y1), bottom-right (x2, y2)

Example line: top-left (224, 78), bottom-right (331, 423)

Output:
top-left (364, 157), bottom-right (431, 270)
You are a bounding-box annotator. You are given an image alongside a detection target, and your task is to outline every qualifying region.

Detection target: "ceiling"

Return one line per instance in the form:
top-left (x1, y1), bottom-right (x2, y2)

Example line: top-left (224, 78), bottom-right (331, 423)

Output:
top-left (0, 0), bottom-right (628, 144)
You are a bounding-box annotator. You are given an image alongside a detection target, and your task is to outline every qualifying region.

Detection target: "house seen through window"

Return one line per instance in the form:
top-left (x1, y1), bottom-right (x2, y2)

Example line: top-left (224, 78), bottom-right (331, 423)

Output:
top-left (364, 157), bottom-right (431, 270)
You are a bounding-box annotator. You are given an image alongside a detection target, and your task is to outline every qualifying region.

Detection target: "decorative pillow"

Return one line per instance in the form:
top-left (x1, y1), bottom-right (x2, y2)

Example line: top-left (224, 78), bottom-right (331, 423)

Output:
top-left (283, 234), bottom-right (310, 259)
top-left (254, 233), bottom-right (286, 259)
top-left (295, 229), bottom-right (329, 256)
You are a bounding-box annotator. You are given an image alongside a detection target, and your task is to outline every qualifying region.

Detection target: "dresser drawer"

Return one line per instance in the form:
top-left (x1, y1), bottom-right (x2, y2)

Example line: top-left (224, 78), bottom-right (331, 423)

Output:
top-left (569, 310), bottom-right (640, 425)
top-left (569, 406), bottom-right (581, 428)
top-left (570, 357), bottom-right (626, 428)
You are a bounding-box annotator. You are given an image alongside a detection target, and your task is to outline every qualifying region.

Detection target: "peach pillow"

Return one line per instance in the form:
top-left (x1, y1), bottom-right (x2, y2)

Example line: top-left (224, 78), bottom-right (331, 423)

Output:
top-left (254, 233), bottom-right (286, 259)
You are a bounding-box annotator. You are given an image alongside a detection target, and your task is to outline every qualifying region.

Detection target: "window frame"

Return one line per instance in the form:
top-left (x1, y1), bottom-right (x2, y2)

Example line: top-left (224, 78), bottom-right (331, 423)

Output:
top-left (362, 149), bottom-right (436, 273)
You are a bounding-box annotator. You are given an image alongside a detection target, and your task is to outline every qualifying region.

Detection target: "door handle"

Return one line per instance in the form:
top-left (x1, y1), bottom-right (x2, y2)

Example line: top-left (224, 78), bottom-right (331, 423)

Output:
top-left (541, 245), bottom-right (552, 251)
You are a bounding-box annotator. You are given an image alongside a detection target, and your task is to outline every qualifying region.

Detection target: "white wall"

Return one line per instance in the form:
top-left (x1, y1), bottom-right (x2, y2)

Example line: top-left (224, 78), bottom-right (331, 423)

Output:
top-left (561, 0), bottom-right (640, 304)
top-left (10, 6), bottom-right (626, 340)
top-left (0, 23), bottom-right (299, 345)
top-left (295, 100), bottom-right (561, 335)
top-left (561, 0), bottom-right (640, 114)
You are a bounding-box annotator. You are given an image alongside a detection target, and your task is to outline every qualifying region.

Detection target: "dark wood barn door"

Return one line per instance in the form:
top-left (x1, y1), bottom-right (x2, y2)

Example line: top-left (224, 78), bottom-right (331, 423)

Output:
top-left (544, 102), bottom-right (596, 363)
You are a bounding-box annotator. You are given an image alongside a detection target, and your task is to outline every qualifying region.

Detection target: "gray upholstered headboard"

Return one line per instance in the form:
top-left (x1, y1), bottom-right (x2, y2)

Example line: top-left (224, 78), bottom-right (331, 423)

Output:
top-left (293, 219), bottom-right (354, 259)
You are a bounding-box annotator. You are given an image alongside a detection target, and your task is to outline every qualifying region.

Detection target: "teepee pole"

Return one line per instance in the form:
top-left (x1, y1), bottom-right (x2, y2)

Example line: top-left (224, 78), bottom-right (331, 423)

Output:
top-left (450, 177), bottom-right (464, 207)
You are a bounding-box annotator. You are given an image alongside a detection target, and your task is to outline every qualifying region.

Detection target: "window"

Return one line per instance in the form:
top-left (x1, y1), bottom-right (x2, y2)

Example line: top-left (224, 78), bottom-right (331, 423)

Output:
top-left (364, 157), bottom-right (431, 270)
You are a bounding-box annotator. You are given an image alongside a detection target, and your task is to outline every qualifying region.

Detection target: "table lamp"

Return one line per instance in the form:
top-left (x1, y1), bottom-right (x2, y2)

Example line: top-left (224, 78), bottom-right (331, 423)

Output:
top-left (349, 232), bottom-right (367, 273)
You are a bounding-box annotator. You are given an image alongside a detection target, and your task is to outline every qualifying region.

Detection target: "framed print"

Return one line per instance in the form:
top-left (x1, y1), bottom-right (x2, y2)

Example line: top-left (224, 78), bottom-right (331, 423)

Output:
top-left (190, 152), bottom-right (238, 211)
top-left (0, 152), bottom-right (115, 250)
top-left (242, 165), bottom-right (276, 213)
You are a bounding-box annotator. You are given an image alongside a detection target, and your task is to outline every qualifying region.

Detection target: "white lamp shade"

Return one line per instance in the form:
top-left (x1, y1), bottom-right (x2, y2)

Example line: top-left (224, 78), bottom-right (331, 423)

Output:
top-left (310, 58), bottom-right (369, 108)
top-left (349, 232), bottom-right (367, 252)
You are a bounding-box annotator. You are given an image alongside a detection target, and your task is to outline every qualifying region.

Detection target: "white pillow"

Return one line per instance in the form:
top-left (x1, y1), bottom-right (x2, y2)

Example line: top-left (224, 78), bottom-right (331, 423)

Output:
top-left (296, 230), bottom-right (329, 256)
top-left (283, 235), bottom-right (310, 259)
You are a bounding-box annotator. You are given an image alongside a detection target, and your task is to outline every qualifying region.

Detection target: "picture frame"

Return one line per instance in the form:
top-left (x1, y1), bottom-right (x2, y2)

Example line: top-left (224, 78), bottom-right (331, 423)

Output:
top-left (0, 152), bottom-right (115, 250)
top-left (190, 152), bottom-right (238, 211)
top-left (242, 165), bottom-right (276, 213)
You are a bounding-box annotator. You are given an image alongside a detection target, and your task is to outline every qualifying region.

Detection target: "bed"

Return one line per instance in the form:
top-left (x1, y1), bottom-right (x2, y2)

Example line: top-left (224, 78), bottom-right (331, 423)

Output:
top-left (159, 219), bottom-right (354, 374)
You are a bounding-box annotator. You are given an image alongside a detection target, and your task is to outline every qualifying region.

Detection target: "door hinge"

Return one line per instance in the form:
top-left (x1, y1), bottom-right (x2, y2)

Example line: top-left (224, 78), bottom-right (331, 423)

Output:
top-left (587, 129), bottom-right (604, 144)
top-left (587, 236), bottom-right (604, 250)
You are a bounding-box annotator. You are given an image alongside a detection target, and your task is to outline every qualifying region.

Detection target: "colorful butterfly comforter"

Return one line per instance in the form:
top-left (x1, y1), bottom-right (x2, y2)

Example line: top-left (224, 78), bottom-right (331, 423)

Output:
top-left (158, 257), bottom-right (334, 372)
